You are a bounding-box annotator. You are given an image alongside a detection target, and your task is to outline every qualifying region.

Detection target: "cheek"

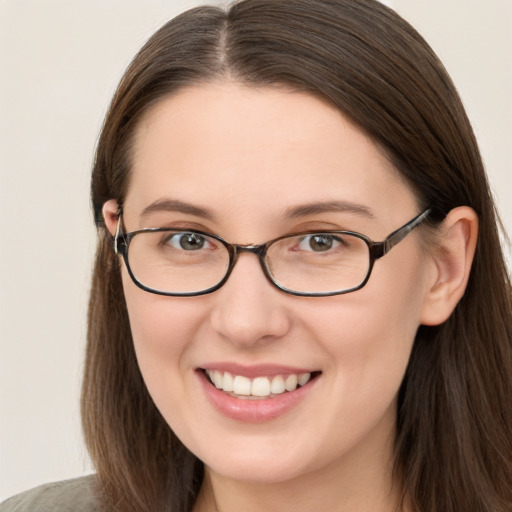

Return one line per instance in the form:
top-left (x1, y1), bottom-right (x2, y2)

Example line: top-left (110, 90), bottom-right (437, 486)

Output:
top-left (308, 297), bottom-right (418, 404)
top-left (121, 264), bottom-right (201, 345)
top-left (120, 267), bottom-right (202, 409)
top-left (306, 252), bottom-right (428, 406)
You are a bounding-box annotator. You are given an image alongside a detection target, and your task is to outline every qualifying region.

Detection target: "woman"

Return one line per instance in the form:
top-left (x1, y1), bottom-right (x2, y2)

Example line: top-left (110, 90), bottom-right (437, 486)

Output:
top-left (3, 0), bottom-right (511, 511)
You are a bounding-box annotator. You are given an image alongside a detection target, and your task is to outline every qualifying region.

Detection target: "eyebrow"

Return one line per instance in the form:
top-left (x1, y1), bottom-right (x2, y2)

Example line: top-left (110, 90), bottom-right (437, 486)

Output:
top-left (139, 198), bottom-right (374, 222)
top-left (140, 199), bottom-right (216, 220)
top-left (283, 201), bottom-right (375, 219)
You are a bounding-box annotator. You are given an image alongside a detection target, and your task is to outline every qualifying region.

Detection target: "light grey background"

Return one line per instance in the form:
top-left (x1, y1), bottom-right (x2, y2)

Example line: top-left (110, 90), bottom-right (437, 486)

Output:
top-left (1, 0), bottom-right (511, 501)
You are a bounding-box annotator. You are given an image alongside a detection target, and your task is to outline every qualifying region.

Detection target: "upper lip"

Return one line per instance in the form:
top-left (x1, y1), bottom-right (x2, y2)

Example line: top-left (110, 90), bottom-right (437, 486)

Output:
top-left (199, 362), bottom-right (319, 378)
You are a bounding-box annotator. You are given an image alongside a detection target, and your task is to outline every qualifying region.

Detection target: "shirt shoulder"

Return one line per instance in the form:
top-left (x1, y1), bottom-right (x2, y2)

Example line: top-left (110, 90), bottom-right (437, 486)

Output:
top-left (0, 475), bottom-right (102, 512)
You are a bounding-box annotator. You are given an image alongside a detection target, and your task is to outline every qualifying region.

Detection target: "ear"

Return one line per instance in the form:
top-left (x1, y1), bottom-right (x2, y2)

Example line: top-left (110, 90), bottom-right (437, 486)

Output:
top-left (420, 206), bottom-right (478, 326)
top-left (102, 199), bottom-right (121, 238)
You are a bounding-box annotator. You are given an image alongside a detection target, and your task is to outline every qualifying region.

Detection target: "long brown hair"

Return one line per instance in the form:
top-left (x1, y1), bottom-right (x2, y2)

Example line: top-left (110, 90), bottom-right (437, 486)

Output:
top-left (82, 1), bottom-right (512, 510)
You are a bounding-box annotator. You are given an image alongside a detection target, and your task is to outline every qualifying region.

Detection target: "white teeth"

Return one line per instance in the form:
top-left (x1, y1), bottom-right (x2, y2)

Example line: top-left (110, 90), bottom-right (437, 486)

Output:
top-left (205, 370), bottom-right (312, 398)
top-left (233, 375), bottom-right (251, 395)
top-left (285, 374), bottom-right (298, 391)
top-left (252, 377), bottom-right (271, 397)
top-left (270, 375), bottom-right (285, 395)
top-left (298, 373), bottom-right (311, 386)
top-left (223, 371), bottom-right (234, 392)
top-left (213, 370), bottom-right (223, 389)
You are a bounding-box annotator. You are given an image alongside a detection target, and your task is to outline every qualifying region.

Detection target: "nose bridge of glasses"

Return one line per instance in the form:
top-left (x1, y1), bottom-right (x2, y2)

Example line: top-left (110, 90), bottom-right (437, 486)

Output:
top-left (227, 243), bottom-right (273, 284)
top-left (234, 243), bottom-right (266, 255)
top-left (231, 243), bottom-right (268, 268)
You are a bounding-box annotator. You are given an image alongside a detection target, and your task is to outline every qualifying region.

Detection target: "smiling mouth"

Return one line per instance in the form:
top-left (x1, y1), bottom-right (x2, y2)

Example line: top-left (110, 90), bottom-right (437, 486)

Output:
top-left (202, 369), bottom-right (321, 400)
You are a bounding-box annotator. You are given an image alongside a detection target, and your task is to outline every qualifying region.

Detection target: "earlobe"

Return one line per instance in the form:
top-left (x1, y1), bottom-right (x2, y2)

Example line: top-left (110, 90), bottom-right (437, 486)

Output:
top-left (102, 199), bottom-right (121, 238)
top-left (420, 206), bottom-right (478, 326)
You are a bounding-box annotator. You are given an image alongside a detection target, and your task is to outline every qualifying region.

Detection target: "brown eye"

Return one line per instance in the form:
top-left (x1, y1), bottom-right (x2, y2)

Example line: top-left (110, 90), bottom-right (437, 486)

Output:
top-left (166, 233), bottom-right (207, 251)
top-left (298, 234), bottom-right (336, 252)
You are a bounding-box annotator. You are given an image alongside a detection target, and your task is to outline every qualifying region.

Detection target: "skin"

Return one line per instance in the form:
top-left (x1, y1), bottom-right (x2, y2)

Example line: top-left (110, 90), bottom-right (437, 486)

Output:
top-left (103, 82), bottom-right (478, 512)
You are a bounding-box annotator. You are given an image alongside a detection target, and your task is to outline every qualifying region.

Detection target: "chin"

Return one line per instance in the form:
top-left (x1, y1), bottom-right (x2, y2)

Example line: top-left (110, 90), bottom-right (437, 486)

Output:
top-left (194, 435), bottom-right (331, 486)
top-left (205, 456), bottom-right (309, 485)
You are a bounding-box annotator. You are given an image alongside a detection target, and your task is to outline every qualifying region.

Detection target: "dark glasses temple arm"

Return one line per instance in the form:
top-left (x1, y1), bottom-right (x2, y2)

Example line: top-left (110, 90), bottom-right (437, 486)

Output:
top-left (371, 209), bottom-right (431, 258)
top-left (114, 214), bottom-right (123, 255)
top-left (384, 209), bottom-right (431, 254)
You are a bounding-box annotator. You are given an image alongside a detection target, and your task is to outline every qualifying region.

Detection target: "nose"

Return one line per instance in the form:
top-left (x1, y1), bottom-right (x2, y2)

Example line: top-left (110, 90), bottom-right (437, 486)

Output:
top-left (209, 252), bottom-right (292, 347)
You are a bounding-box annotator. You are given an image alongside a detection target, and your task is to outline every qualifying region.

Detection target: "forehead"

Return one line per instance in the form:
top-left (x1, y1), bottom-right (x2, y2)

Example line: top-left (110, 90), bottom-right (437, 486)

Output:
top-left (125, 82), bottom-right (416, 230)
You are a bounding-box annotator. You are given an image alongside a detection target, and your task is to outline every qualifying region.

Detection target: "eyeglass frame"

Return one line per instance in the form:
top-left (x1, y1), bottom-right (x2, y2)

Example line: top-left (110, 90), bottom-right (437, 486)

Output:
top-left (112, 208), bottom-right (431, 297)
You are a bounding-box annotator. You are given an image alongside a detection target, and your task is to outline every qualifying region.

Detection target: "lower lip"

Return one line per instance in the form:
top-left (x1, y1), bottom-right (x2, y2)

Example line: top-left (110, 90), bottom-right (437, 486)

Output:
top-left (197, 370), bottom-right (318, 423)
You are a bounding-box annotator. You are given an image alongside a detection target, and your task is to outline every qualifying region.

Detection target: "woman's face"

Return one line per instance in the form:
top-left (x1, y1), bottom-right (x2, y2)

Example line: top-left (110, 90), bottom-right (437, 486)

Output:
top-left (105, 82), bottom-right (436, 485)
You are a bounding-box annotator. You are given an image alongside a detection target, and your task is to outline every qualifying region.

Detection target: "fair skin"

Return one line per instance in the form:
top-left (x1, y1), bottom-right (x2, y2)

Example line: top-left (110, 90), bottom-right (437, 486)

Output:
top-left (103, 82), bottom-right (477, 512)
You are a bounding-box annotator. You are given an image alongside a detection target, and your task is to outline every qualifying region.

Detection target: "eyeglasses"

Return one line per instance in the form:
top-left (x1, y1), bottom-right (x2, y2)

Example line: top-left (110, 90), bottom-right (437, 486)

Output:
top-left (113, 209), bottom-right (430, 297)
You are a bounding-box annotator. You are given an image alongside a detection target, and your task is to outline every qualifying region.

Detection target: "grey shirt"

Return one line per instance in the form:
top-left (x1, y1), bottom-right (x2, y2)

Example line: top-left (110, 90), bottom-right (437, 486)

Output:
top-left (0, 476), bottom-right (101, 512)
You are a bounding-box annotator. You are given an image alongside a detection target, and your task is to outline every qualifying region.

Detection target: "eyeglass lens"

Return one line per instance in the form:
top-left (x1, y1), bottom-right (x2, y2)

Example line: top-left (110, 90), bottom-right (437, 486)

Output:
top-left (126, 230), bottom-right (371, 295)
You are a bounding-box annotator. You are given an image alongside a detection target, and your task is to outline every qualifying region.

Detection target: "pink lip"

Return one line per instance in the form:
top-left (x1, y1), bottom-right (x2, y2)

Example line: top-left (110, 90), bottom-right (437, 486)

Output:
top-left (196, 369), bottom-right (320, 423)
top-left (200, 362), bottom-right (315, 378)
